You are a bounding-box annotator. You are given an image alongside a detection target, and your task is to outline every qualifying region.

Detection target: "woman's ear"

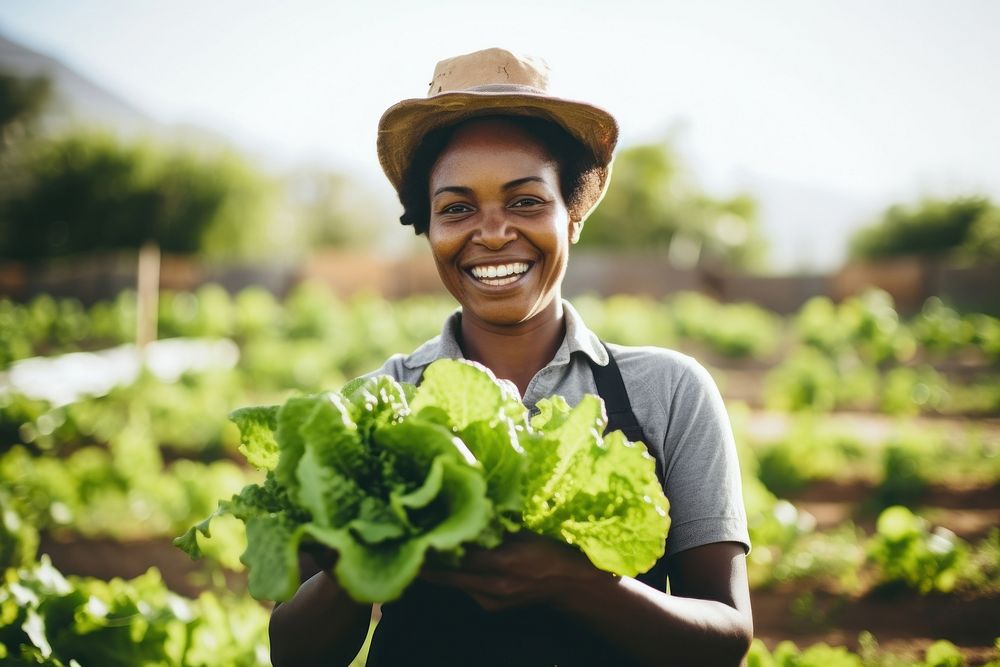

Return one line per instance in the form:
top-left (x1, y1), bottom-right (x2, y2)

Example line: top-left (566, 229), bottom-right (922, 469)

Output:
top-left (569, 219), bottom-right (583, 244)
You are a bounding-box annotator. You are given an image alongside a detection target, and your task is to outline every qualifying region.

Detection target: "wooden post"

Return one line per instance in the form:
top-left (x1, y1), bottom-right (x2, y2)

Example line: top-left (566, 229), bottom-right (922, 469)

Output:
top-left (136, 241), bottom-right (160, 348)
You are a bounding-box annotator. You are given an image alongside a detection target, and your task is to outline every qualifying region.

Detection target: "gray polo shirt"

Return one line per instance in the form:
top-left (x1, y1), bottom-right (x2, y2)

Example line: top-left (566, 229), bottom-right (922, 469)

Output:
top-left (364, 300), bottom-right (750, 558)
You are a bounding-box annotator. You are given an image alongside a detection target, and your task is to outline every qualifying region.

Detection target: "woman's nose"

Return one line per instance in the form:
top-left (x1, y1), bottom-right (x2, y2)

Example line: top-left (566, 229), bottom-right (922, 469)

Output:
top-left (474, 207), bottom-right (517, 249)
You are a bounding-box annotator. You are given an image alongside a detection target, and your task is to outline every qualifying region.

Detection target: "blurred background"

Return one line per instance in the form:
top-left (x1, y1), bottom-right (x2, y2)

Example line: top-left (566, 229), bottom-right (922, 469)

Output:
top-left (0, 1), bottom-right (998, 665)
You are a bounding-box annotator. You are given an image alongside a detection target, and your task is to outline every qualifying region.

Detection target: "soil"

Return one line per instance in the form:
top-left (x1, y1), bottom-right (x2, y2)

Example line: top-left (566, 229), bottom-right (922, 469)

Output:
top-left (743, 409), bottom-right (1000, 446)
top-left (38, 533), bottom-right (249, 600)
top-left (785, 479), bottom-right (1000, 541)
top-left (752, 588), bottom-right (1000, 665)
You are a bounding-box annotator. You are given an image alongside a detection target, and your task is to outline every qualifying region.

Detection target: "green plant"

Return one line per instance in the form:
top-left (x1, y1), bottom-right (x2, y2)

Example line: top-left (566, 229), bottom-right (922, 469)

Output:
top-left (754, 416), bottom-right (866, 496)
top-left (912, 298), bottom-right (977, 356)
top-left (764, 347), bottom-right (841, 411)
top-left (576, 140), bottom-right (766, 268)
top-left (869, 506), bottom-right (967, 594)
top-left (0, 492), bottom-right (37, 571)
top-left (794, 291), bottom-right (916, 365)
top-left (924, 640), bottom-right (965, 667)
top-left (874, 444), bottom-right (928, 510)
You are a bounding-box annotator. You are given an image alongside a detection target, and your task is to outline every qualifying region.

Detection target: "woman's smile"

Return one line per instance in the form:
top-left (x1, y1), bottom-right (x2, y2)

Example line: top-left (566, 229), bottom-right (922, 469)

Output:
top-left (465, 261), bottom-right (533, 287)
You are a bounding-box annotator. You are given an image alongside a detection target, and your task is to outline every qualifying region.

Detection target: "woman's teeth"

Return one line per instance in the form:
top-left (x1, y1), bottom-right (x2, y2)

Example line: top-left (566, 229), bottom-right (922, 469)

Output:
top-left (469, 262), bottom-right (530, 285)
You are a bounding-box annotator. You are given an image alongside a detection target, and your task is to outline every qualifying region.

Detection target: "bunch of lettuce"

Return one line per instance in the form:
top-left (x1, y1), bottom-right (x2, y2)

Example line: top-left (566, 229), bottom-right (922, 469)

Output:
top-left (175, 359), bottom-right (669, 603)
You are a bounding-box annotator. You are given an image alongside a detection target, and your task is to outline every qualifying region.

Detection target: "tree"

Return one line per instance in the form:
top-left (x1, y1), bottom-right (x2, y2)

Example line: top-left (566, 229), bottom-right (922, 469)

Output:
top-left (849, 196), bottom-right (999, 262)
top-left (0, 72), bottom-right (51, 147)
top-left (0, 72), bottom-right (52, 208)
top-left (960, 207), bottom-right (1000, 261)
top-left (578, 140), bottom-right (766, 270)
top-left (0, 131), bottom-right (275, 260)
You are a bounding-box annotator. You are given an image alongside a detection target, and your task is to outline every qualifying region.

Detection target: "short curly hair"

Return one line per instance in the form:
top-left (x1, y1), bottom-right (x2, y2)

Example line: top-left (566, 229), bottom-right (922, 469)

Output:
top-left (396, 115), bottom-right (605, 235)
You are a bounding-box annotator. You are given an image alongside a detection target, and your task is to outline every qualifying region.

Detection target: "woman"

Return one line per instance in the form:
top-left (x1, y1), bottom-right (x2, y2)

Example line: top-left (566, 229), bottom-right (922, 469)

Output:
top-left (270, 48), bottom-right (753, 666)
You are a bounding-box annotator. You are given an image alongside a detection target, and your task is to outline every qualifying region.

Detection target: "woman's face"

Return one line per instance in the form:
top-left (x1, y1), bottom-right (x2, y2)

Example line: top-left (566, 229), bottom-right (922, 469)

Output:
top-left (427, 118), bottom-right (577, 330)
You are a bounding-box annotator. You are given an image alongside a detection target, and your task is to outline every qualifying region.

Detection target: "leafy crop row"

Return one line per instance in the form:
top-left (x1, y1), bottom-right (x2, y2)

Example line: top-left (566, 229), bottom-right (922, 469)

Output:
top-left (0, 556), bottom-right (269, 666)
top-left (747, 632), bottom-right (998, 667)
top-left (4, 286), bottom-right (997, 371)
top-left (745, 502), bottom-right (1000, 596)
top-left (764, 347), bottom-right (999, 415)
top-left (0, 442), bottom-right (252, 571)
top-left (749, 415), bottom-right (1000, 498)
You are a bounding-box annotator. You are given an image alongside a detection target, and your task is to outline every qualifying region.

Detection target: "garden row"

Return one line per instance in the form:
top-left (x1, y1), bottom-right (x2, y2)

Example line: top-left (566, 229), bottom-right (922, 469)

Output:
top-left (1, 288), bottom-right (998, 664)
top-left (4, 552), bottom-right (991, 667)
top-left (2, 365), bottom-right (997, 662)
top-left (3, 284), bottom-right (999, 367)
top-left (5, 396), bottom-right (996, 599)
top-left (3, 346), bottom-right (998, 596)
top-left (3, 286), bottom-right (998, 420)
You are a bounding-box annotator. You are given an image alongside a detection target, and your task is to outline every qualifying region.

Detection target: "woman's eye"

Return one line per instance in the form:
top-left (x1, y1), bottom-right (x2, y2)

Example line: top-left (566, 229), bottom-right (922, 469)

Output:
top-left (511, 197), bottom-right (543, 208)
top-left (441, 203), bottom-right (472, 215)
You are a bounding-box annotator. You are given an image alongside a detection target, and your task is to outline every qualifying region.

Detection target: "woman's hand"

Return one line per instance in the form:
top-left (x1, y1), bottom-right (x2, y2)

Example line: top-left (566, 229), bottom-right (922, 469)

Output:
top-left (299, 541), bottom-right (338, 578)
top-left (420, 532), bottom-right (611, 612)
top-left (270, 541), bottom-right (372, 667)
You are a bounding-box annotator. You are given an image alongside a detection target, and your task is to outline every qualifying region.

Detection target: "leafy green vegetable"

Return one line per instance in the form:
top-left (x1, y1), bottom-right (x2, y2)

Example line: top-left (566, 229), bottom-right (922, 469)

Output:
top-left (176, 358), bottom-right (670, 603)
top-left (0, 556), bottom-right (270, 666)
top-left (523, 395), bottom-right (670, 576)
top-left (869, 505), bottom-right (968, 594)
top-left (229, 405), bottom-right (279, 470)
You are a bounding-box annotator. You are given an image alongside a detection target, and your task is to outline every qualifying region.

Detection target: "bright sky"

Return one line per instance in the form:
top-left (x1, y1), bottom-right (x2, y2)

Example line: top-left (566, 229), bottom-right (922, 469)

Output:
top-left (2, 0), bottom-right (998, 269)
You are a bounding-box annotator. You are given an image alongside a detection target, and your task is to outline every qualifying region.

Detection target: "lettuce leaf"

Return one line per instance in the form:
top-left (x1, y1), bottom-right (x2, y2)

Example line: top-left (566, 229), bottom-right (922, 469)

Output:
top-left (229, 405), bottom-right (279, 471)
top-left (410, 358), bottom-right (526, 428)
top-left (524, 395), bottom-right (670, 577)
top-left (273, 395), bottom-right (321, 489)
top-left (241, 514), bottom-right (306, 601)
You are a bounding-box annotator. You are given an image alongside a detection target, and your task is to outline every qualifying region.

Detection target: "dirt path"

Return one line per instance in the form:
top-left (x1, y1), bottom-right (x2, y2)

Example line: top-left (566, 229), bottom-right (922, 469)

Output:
top-left (38, 533), bottom-right (249, 599)
top-left (752, 588), bottom-right (1000, 665)
top-left (742, 409), bottom-right (1000, 445)
top-left (784, 479), bottom-right (1000, 541)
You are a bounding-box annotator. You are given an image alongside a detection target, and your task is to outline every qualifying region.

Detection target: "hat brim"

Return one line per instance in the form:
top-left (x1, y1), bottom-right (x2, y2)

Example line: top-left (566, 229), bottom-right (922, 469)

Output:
top-left (377, 90), bottom-right (618, 219)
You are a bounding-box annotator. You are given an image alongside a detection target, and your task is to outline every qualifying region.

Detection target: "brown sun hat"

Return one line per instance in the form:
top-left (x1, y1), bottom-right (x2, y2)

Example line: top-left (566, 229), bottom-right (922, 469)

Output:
top-left (377, 47), bottom-right (619, 221)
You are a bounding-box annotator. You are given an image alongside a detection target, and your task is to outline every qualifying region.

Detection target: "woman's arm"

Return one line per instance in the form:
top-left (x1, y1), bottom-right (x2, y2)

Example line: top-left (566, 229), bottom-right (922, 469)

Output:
top-left (269, 551), bottom-right (373, 667)
top-left (422, 535), bottom-right (752, 667)
top-left (562, 542), bottom-right (753, 666)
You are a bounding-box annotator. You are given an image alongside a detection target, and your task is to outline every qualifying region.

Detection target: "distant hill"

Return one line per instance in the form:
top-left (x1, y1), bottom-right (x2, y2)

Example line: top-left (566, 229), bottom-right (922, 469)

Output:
top-left (0, 32), bottom-right (157, 135)
top-left (0, 32), bottom-right (232, 150)
top-left (730, 170), bottom-right (884, 273)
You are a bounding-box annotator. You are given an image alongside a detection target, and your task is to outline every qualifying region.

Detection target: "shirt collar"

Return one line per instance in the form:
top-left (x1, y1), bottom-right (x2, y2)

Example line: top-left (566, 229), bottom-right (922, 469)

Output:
top-left (402, 299), bottom-right (608, 370)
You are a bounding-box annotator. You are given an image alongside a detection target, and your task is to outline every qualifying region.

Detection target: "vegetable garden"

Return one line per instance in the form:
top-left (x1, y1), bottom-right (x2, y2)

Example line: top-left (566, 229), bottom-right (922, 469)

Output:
top-left (1, 285), bottom-right (998, 666)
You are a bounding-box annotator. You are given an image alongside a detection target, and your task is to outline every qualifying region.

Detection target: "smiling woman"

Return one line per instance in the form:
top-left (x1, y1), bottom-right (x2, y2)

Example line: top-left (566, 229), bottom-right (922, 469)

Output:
top-left (269, 47), bottom-right (753, 667)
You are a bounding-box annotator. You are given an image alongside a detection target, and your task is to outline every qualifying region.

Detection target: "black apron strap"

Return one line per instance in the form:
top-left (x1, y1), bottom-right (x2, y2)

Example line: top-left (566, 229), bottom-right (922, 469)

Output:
top-left (586, 341), bottom-right (670, 593)
top-left (587, 341), bottom-right (663, 480)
